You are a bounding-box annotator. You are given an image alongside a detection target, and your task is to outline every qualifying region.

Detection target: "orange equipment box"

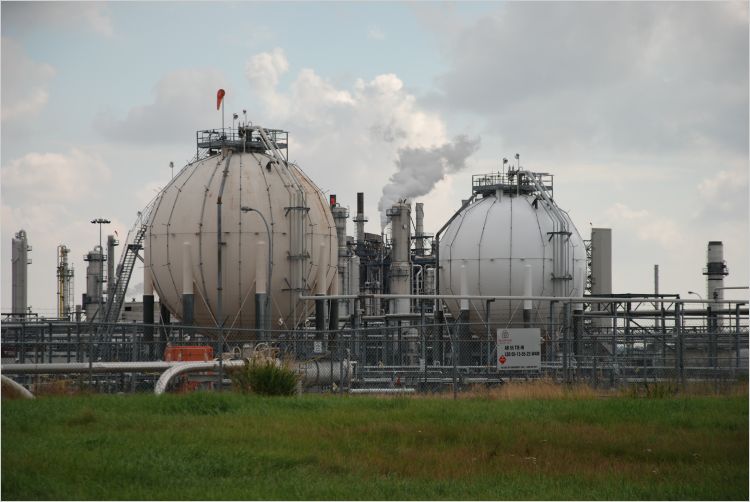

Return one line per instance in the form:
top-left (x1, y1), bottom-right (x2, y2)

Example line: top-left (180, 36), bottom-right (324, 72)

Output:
top-left (164, 345), bottom-right (214, 362)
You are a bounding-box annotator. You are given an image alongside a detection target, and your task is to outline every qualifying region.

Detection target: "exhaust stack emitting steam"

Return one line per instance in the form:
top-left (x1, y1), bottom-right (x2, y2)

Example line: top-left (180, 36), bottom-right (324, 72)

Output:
top-left (378, 135), bottom-right (481, 227)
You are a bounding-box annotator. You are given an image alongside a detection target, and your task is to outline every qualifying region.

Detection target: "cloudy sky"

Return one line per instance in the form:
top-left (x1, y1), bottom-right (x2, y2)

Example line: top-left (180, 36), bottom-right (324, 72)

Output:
top-left (2, 1), bottom-right (748, 315)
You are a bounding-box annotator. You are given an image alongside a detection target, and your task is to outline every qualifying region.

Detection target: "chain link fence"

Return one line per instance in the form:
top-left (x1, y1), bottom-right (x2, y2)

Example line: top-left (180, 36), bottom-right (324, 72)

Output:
top-left (2, 299), bottom-right (747, 395)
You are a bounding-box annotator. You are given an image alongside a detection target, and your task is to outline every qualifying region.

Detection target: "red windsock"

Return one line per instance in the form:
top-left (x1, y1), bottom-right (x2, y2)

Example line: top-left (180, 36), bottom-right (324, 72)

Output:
top-left (216, 89), bottom-right (226, 110)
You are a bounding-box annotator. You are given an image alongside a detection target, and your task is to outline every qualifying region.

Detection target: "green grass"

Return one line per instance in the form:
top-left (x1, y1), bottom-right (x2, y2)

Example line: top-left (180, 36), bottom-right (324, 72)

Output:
top-left (2, 392), bottom-right (747, 500)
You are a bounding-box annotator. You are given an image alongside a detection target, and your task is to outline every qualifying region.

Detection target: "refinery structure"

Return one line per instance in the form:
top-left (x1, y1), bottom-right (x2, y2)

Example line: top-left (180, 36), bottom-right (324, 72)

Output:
top-left (2, 119), bottom-right (748, 395)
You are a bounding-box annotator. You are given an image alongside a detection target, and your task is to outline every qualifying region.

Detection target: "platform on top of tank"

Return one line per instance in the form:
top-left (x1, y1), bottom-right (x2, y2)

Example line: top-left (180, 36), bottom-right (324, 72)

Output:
top-left (472, 172), bottom-right (553, 197)
top-left (196, 128), bottom-right (288, 155)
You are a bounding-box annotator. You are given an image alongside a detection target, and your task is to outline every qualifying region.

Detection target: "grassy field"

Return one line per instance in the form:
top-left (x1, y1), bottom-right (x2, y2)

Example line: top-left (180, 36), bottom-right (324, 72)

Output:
top-left (2, 389), bottom-right (747, 500)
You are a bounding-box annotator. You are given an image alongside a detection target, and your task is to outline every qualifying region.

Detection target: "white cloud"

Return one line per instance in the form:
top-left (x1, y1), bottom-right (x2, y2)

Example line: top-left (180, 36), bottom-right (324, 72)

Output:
top-left (367, 26), bottom-right (385, 40)
top-left (94, 69), bottom-right (227, 143)
top-left (603, 202), bottom-right (683, 249)
top-left (2, 3), bottom-right (114, 37)
top-left (696, 167), bottom-right (749, 216)
top-left (1, 37), bottom-right (56, 122)
top-left (245, 48), bottom-right (464, 226)
top-left (2, 148), bottom-right (110, 202)
top-left (428, 2), bottom-right (748, 158)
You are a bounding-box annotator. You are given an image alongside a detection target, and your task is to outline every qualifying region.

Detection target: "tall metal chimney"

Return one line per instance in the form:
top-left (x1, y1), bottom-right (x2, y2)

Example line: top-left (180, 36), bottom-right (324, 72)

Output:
top-left (415, 202), bottom-right (425, 255)
top-left (705, 241), bottom-right (728, 301)
top-left (353, 192), bottom-right (366, 246)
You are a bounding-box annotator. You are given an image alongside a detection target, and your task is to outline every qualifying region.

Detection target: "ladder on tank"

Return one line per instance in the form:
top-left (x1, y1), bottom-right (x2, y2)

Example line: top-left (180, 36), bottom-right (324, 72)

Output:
top-left (99, 203), bottom-right (154, 335)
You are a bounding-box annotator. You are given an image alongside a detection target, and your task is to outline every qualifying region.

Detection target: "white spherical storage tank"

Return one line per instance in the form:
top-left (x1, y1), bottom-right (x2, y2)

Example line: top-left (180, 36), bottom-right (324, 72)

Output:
top-left (439, 172), bottom-right (587, 326)
top-left (145, 138), bottom-right (337, 332)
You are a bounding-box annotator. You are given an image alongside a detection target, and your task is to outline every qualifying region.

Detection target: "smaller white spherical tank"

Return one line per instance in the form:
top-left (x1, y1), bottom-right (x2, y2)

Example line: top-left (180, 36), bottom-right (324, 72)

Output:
top-left (145, 148), bottom-right (337, 333)
top-left (439, 182), bottom-right (587, 327)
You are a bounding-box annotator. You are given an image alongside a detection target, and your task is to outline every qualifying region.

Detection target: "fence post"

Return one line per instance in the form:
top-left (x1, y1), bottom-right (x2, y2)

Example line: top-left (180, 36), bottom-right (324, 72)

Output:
top-left (547, 300), bottom-right (556, 366)
top-left (353, 297), bottom-right (361, 362)
top-left (610, 303), bottom-right (617, 388)
top-left (19, 321), bottom-right (25, 364)
top-left (88, 336), bottom-right (94, 391)
top-left (675, 303), bottom-right (684, 387)
top-left (735, 304), bottom-right (741, 377)
top-left (562, 303), bottom-right (570, 384)
top-left (67, 325), bottom-right (72, 363)
top-left (451, 321), bottom-right (458, 400)
top-left (337, 330), bottom-right (343, 395)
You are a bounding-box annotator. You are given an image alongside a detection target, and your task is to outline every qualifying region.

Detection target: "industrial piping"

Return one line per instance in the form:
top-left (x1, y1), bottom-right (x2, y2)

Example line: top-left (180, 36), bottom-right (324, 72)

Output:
top-left (1, 375), bottom-right (35, 399)
top-left (153, 358), bottom-right (353, 395)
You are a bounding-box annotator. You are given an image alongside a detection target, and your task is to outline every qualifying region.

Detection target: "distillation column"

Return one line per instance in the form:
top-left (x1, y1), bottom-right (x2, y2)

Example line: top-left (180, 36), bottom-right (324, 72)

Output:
top-left (388, 202), bottom-right (412, 314)
top-left (106, 235), bottom-right (118, 304)
top-left (57, 245), bottom-right (74, 319)
top-left (331, 198), bottom-right (350, 325)
top-left (83, 246), bottom-right (104, 321)
top-left (11, 230), bottom-right (31, 318)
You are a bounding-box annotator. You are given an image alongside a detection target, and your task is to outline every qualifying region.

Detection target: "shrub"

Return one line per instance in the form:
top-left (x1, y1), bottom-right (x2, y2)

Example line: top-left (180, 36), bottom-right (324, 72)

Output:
top-left (230, 360), bottom-right (299, 396)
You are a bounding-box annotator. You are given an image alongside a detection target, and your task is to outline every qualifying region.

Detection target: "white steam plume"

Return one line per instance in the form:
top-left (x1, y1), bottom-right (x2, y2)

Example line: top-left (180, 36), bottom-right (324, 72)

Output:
top-left (378, 135), bottom-right (481, 227)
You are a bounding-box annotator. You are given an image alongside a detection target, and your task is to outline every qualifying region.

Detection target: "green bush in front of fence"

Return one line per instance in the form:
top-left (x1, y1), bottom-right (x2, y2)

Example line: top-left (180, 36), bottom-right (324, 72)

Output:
top-left (229, 359), bottom-right (299, 396)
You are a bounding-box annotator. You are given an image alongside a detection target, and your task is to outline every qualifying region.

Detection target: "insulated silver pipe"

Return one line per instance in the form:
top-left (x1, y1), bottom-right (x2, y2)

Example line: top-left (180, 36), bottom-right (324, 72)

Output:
top-left (2, 361), bottom-right (175, 374)
top-left (300, 293), bottom-right (744, 305)
top-left (154, 359), bottom-right (353, 395)
top-left (1, 375), bottom-right (35, 399)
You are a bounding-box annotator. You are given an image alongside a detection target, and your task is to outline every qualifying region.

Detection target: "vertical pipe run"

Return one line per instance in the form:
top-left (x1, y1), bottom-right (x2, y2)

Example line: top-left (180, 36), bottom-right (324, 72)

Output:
top-left (181, 242), bottom-right (194, 326)
top-left (255, 240), bottom-right (268, 340)
top-left (143, 269), bottom-right (154, 360)
top-left (216, 153), bottom-right (231, 390)
top-left (315, 242), bottom-right (327, 334)
top-left (458, 263), bottom-right (469, 366)
top-left (523, 264), bottom-right (532, 327)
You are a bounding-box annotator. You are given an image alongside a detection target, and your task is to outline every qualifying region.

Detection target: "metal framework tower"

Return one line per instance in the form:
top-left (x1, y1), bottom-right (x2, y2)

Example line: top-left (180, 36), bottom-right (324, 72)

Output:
top-left (56, 245), bottom-right (74, 319)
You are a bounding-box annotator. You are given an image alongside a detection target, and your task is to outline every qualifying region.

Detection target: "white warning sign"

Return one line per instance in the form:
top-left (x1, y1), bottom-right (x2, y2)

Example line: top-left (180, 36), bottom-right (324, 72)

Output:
top-left (497, 328), bottom-right (541, 371)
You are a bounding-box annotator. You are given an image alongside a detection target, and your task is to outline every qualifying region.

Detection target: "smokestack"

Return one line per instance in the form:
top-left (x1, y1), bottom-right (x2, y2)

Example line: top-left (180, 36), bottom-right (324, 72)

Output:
top-left (705, 241), bottom-right (728, 329)
top-left (354, 192), bottom-right (366, 246)
top-left (705, 241), bottom-right (728, 301)
top-left (415, 203), bottom-right (424, 255)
